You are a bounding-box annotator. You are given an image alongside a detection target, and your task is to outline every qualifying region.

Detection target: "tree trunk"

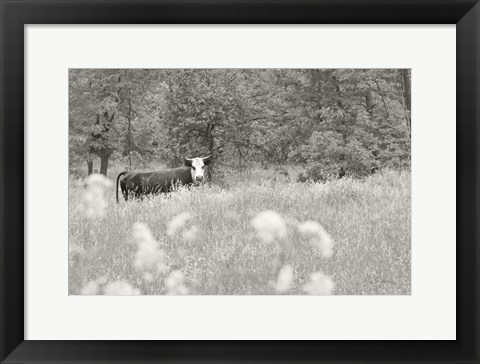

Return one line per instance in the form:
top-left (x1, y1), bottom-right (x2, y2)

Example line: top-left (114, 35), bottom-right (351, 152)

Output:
top-left (87, 160), bottom-right (93, 175)
top-left (401, 69), bottom-right (411, 134)
top-left (100, 153), bottom-right (109, 176)
top-left (205, 122), bottom-right (215, 180)
top-left (373, 80), bottom-right (390, 119)
top-left (86, 148), bottom-right (95, 175)
top-left (365, 89), bottom-right (374, 116)
top-left (127, 98), bottom-right (133, 171)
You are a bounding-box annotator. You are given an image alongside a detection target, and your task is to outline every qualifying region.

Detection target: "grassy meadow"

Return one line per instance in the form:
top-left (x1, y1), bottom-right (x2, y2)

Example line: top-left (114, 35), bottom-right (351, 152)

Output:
top-left (69, 169), bottom-right (411, 295)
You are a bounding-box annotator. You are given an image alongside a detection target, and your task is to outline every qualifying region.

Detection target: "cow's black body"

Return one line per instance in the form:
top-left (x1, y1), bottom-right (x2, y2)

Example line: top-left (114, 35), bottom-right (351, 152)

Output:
top-left (116, 167), bottom-right (194, 202)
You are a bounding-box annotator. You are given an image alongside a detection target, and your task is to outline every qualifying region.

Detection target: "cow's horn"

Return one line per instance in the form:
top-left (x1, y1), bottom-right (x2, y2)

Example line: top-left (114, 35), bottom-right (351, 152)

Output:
top-left (184, 157), bottom-right (193, 166)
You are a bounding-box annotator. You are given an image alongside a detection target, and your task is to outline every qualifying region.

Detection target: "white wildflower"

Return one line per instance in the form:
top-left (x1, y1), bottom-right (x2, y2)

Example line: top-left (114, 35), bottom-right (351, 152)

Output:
top-left (85, 173), bottom-right (113, 188)
top-left (166, 212), bottom-right (191, 236)
top-left (143, 272), bottom-right (154, 282)
top-left (132, 223), bottom-right (167, 272)
top-left (251, 210), bottom-right (287, 243)
top-left (80, 280), bottom-right (98, 295)
top-left (78, 173), bottom-right (113, 218)
top-left (103, 280), bottom-right (141, 295)
top-left (69, 243), bottom-right (85, 256)
top-left (166, 270), bottom-right (189, 295)
top-left (298, 221), bottom-right (334, 258)
top-left (133, 222), bottom-right (156, 243)
top-left (182, 226), bottom-right (199, 242)
top-left (303, 271), bottom-right (335, 295)
top-left (275, 265), bottom-right (294, 293)
top-left (96, 276), bottom-right (108, 285)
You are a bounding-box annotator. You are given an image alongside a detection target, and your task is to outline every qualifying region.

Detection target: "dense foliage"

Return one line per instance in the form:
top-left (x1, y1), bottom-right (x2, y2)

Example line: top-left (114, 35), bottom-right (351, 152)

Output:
top-left (69, 69), bottom-right (411, 180)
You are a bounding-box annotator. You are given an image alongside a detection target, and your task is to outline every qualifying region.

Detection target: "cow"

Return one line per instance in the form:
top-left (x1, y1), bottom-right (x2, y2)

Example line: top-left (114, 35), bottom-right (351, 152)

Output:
top-left (116, 155), bottom-right (211, 202)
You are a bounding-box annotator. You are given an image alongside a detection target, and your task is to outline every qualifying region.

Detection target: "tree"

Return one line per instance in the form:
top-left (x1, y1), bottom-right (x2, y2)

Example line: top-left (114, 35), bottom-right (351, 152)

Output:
top-left (69, 69), bottom-right (411, 180)
top-left (69, 69), bottom-right (166, 176)
top-left (399, 69), bottom-right (411, 135)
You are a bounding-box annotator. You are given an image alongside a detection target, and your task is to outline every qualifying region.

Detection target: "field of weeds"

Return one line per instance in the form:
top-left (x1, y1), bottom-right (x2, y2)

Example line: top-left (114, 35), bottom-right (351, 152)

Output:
top-left (69, 169), bottom-right (411, 295)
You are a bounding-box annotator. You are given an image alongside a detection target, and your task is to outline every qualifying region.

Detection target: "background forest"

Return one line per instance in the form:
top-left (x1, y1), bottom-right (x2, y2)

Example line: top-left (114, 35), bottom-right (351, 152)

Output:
top-left (69, 69), bottom-right (411, 182)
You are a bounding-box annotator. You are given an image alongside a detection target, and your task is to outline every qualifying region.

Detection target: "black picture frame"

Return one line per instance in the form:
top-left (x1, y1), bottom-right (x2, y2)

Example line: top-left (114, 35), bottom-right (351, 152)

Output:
top-left (1, 1), bottom-right (478, 363)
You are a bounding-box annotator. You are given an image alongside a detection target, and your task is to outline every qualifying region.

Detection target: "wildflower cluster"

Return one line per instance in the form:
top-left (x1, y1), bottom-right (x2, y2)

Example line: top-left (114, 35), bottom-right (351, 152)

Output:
top-left (251, 210), bottom-right (287, 243)
top-left (251, 210), bottom-right (335, 295)
top-left (275, 265), bottom-right (294, 293)
top-left (298, 221), bottom-right (334, 258)
top-left (131, 213), bottom-right (197, 295)
top-left (132, 222), bottom-right (167, 272)
top-left (80, 278), bottom-right (140, 295)
top-left (103, 280), bottom-right (141, 295)
top-left (77, 174), bottom-right (112, 218)
top-left (166, 270), bottom-right (189, 295)
top-left (166, 212), bottom-right (191, 236)
top-left (303, 272), bottom-right (335, 295)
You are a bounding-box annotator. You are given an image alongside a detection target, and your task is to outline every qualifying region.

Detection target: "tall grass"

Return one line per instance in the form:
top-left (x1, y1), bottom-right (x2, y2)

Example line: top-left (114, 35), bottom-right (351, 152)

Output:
top-left (69, 169), bottom-right (411, 295)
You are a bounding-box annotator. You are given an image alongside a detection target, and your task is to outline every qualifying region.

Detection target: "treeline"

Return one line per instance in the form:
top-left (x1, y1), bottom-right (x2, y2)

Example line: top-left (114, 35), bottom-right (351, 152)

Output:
top-left (69, 69), bottom-right (411, 180)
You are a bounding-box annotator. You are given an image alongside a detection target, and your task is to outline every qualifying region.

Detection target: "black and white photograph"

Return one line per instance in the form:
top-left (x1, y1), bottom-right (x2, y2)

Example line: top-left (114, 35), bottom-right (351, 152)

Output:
top-left (69, 68), bottom-right (411, 296)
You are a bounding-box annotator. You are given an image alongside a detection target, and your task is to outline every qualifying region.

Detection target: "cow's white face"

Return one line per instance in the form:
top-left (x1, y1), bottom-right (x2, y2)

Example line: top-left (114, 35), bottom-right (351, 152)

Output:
top-left (190, 158), bottom-right (206, 182)
top-left (185, 155), bottom-right (211, 182)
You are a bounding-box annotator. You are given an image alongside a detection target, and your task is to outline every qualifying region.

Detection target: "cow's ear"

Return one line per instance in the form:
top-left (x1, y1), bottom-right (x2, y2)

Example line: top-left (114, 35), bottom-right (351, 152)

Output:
top-left (203, 155), bottom-right (212, 165)
top-left (184, 158), bottom-right (192, 167)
